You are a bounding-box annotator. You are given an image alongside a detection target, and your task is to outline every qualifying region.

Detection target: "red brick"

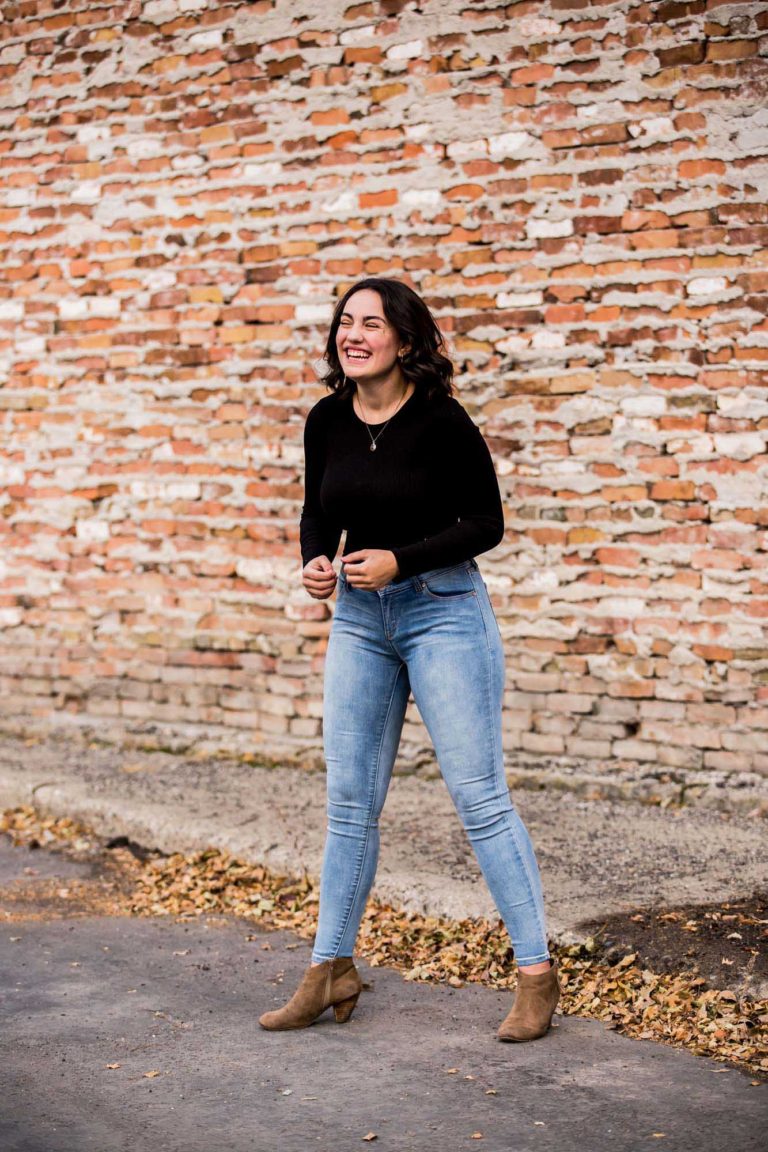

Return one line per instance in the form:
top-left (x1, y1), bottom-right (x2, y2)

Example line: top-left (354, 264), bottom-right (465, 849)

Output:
top-left (650, 480), bottom-right (697, 500)
top-left (595, 548), bottom-right (642, 566)
top-left (370, 82), bottom-right (408, 101)
top-left (310, 108), bottom-right (349, 126)
top-left (444, 183), bottom-right (485, 200)
top-left (544, 304), bottom-right (585, 323)
top-left (622, 210), bottom-right (671, 230)
top-left (343, 46), bottom-right (383, 64)
top-left (657, 42), bottom-right (706, 67)
top-left (678, 158), bottom-right (726, 179)
top-left (501, 86), bottom-right (537, 106)
top-left (510, 63), bottom-right (555, 84)
top-left (358, 189), bottom-right (398, 208)
top-left (706, 39), bottom-right (759, 61)
top-left (0, 1), bottom-right (762, 786)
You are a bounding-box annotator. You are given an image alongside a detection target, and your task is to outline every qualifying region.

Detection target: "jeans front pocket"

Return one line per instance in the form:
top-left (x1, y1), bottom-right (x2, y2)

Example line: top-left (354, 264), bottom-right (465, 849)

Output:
top-left (418, 562), bottom-right (477, 600)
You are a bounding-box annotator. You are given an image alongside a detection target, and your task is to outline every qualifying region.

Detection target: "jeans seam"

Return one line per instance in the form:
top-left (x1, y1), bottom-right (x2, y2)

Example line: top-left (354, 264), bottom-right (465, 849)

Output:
top-left (411, 560), bottom-right (475, 596)
top-left (474, 571), bottom-right (549, 957)
top-left (497, 805), bottom-right (549, 956)
top-left (421, 562), bottom-right (477, 601)
top-left (421, 589), bottom-right (476, 601)
top-left (470, 569), bottom-right (493, 655)
top-left (323, 662), bottom-right (406, 959)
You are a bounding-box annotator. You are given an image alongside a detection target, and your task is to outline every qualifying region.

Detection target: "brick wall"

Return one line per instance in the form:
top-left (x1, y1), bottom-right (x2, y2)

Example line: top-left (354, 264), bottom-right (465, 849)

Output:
top-left (1, 1), bottom-right (767, 798)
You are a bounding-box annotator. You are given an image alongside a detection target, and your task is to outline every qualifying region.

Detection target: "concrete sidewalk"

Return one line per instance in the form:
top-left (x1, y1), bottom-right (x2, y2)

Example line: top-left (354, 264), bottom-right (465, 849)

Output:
top-left (0, 727), bottom-right (764, 963)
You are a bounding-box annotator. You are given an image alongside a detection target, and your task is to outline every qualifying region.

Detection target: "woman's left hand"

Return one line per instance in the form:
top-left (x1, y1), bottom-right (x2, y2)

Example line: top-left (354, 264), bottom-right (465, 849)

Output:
top-left (340, 549), bottom-right (400, 590)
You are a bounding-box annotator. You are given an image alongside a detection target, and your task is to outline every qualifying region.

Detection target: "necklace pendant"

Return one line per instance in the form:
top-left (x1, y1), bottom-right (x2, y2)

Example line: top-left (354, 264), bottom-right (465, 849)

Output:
top-left (370, 442), bottom-right (377, 452)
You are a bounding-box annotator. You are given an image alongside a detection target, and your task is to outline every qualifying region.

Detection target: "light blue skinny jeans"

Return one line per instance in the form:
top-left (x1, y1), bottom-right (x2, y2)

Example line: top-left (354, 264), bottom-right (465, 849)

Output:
top-left (311, 558), bottom-right (551, 967)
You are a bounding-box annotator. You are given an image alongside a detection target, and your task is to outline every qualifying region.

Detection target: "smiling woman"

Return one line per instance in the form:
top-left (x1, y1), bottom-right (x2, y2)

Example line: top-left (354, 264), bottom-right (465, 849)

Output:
top-left (336, 289), bottom-right (415, 441)
top-left (299, 278), bottom-right (502, 588)
top-left (259, 278), bottom-right (560, 1043)
top-left (336, 290), bottom-right (407, 397)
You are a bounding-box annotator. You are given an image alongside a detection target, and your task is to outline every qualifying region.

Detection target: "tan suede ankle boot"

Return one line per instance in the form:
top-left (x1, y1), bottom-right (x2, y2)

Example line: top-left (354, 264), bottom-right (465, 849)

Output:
top-left (259, 957), bottom-right (362, 1031)
top-left (497, 957), bottom-right (560, 1042)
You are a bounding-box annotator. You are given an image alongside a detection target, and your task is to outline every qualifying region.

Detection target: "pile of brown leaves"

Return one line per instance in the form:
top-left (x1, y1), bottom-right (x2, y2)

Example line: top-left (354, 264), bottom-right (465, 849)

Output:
top-left (2, 805), bottom-right (766, 1079)
top-left (1, 807), bottom-right (101, 855)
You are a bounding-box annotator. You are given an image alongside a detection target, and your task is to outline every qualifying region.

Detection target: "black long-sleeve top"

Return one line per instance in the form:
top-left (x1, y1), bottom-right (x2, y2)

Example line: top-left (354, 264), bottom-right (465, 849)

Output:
top-left (299, 385), bottom-right (505, 582)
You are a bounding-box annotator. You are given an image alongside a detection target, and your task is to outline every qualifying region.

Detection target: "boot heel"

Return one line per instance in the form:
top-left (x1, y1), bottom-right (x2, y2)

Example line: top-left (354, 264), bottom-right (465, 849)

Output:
top-left (333, 993), bottom-right (360, 1023)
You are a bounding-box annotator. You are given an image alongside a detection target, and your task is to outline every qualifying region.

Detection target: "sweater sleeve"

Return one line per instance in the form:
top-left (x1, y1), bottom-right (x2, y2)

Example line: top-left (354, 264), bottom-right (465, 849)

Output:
top-left (389, 403), bottom-right (505, 580)
top-left (299, 401), bottom-right (343, 568)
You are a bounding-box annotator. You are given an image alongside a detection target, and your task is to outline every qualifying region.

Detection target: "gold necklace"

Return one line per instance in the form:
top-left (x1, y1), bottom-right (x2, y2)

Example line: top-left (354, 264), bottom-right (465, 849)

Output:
top-left (355, 382), bottom-right (410, 452)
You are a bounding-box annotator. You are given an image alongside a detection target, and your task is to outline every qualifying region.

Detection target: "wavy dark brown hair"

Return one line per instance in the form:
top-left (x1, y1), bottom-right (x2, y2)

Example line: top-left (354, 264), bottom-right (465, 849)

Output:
top-left (320, 277), bottom-right (454, 401)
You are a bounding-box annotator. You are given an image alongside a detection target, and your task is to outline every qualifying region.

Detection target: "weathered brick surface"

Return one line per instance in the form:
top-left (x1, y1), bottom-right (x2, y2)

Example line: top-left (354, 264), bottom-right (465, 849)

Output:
top-left (1, 1), bottom-right (767, 786)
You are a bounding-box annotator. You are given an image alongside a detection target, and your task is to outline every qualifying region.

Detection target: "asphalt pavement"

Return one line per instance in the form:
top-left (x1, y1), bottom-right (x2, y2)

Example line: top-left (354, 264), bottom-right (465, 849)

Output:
top-left (1, 836), bottom-right (765, 1152)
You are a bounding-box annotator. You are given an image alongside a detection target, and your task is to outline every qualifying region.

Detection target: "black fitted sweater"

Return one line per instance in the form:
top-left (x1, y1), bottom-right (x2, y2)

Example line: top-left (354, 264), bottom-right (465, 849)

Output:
top-left (299, 385), bottom-right (505, 582)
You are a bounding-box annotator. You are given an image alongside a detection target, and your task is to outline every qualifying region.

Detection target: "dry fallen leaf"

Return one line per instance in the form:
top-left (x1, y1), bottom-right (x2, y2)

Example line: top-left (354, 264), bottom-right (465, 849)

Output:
top-left (143, 1070), bottom-right (161, 1079)
top-left (4, 804), bottom-right (766, 1084)
top-left (471, 1134), bottom-right (484, 1140)
top-left (362, 1134), bottom-right (377, 1142)
top-left (105, 1063), bottom-right (120, 1070)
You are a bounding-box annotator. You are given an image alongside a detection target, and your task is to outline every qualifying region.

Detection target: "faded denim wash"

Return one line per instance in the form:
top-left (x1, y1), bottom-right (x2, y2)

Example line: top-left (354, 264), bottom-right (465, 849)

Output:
top-left (311, 558), bottom-right (551, 967)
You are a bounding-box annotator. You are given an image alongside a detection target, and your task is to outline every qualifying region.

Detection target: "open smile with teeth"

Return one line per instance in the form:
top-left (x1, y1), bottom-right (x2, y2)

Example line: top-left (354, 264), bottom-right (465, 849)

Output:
top-left (345, 350), bottom-right (372, 360)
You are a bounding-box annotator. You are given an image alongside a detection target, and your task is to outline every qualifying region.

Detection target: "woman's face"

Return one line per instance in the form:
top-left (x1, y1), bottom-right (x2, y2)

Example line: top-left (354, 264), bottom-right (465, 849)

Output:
top-left (335, 289), bottom-right (404, 383)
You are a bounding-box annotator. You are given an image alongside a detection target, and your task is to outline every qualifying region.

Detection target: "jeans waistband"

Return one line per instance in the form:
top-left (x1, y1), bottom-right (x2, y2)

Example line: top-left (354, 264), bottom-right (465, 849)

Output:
top-left (340, 557), bottom-right (478, 595)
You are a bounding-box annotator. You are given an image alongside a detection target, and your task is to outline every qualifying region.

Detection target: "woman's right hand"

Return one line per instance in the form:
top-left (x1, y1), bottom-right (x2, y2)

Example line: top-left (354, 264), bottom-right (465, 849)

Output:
top-left (302, 555), bottom-right (338, 600)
